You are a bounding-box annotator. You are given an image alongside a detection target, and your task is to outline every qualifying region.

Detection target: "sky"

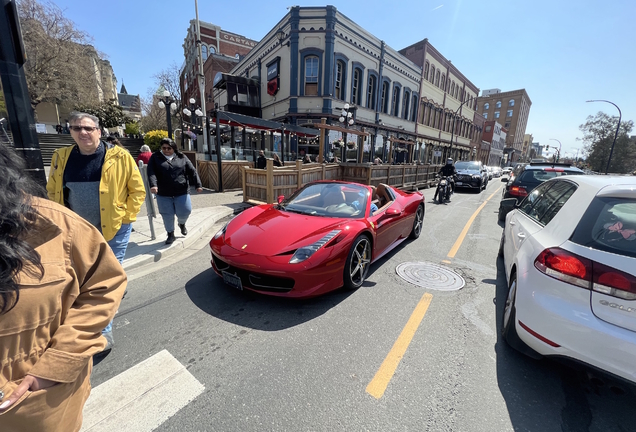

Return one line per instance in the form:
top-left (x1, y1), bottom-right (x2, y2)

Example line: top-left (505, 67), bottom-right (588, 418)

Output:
top-left (49, 0), bottom-right (635, 158)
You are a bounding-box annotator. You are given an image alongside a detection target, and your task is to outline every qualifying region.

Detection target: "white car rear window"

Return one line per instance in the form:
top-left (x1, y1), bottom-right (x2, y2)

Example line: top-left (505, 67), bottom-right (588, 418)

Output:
top-left (571, 198), bottom-right (636, 258)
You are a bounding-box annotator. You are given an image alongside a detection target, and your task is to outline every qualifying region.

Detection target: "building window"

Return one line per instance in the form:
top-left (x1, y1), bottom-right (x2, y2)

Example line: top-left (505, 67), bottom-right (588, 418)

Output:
top-left (411, 94), bottom-right (418, 122)
top-left (441, 74), bottom-right (445, 91)
top-left (201, 45), bottom-right (208, 61)
top-left (483, 113), bottom-right (488, 119)
top-left (424, 61), bottom-right (429, 81)
top-left (484, 102), bottom-right (489, 110)
top-left (210, 46), bottom-right (216, 54)
top-left (494, 111), bottom-right (500, 119)
top-left (496, 100), bottom-right (501, 108)
top-left (505, 122), bottom-right (510, 128)
top-left (334, 60), bottom-right (344, 100)
top-left (435, 70), bottom-right (440, 87)
top-left (454, 85), bottom-right (458, 99)
top-left (391, 85), bottom-right (400, 117)
top-left (305, 56), bottom-right (319, 96)
top-left (450, 82), bottom-right (455, 97)
top-left (486, 125), bottom-right (492, 132)
top-left (352, 69), bottom-right (361, 105)
top-left (506, 109), bottom-right (513, 117)
top-left (430, 66), bottom-right (435, 83)
top-left (367, 74), bottom-right (377, 109)
top-left (508, 99), bottom-right (515, 107)
top-left (402, 90), bottom-right (410, 120)
top-left (381, 81), bottom-right (390, 113)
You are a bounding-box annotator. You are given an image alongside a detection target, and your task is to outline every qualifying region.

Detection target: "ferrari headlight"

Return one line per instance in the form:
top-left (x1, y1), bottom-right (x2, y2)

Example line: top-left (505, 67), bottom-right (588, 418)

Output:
top-left (289, 230), bottom-right (341, 264)
top-left (213, 221), bottom-right (229, 240)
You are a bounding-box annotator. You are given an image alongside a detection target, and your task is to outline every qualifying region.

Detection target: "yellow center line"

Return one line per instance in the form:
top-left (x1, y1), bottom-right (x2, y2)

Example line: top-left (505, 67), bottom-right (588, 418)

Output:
top-left (366, 292), bottom-right (433, 399)
top-left (366, 184), bottom-right (503, 400)
top-left (447, 186), bottom-right (502, 258)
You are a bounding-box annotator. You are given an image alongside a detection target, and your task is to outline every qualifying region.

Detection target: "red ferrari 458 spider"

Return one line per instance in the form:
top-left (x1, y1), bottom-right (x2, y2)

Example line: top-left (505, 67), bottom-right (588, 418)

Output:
top-left (210, 181), bottom-right (425, 298)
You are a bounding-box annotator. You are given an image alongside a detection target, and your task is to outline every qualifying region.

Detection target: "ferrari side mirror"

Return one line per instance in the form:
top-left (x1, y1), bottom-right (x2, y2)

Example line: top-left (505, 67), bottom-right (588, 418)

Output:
top-left (277, 195), bottom-right (285, 204)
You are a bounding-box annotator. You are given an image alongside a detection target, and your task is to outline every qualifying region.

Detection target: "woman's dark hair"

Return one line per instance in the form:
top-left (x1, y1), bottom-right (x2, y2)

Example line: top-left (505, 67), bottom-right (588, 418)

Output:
top-left (160, 138), bottom-right (182, 156)
top-left (105, 136), bottom-right (122, 146)
top-left (0, 144), bottom-right (45, 314)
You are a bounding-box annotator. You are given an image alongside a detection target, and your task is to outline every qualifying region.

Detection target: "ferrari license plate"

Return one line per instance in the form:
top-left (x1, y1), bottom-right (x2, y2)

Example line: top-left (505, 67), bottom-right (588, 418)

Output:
top-left (222, 271), bottom-right (243, 290)
top-left (456, 181), bottom-right (463, 186)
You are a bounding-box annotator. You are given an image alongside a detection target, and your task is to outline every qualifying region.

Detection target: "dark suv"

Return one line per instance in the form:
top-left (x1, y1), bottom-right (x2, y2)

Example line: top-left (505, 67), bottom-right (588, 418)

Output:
top-left (498, 162), bottom-right (584, 221)
top-left (454, 161), bottom-right (489, 192)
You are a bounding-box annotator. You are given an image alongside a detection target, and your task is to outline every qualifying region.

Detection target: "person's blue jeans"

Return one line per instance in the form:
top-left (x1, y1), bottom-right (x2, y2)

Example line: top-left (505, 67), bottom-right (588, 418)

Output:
top-left (156, 194), bottom-right (192, 233)
top-left (103, 223), bottom-right (132, 337)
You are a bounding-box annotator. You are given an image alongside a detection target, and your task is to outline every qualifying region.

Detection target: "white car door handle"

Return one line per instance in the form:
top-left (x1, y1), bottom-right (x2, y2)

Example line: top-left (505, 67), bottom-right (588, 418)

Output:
top-left (509, 221), bottom-right (516, 226)
top-left (517, 232), bottom-right (525, 239)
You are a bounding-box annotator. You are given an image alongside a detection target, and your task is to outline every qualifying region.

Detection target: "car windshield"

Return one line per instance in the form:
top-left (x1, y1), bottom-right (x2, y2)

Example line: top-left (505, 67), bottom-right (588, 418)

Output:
top-left (571, 198), bottom-right (636, 258)
top-left (455, 162), bottom-right (480, 171)
top-left (279, 183), bottom-right (369, 219)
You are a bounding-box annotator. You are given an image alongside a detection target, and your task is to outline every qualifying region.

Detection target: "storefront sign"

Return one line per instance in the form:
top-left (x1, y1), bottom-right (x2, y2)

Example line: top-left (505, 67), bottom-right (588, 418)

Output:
top-left (266, 57), bottom-right (280, 96)
top-left (222, 33), bottom-right (257, 47)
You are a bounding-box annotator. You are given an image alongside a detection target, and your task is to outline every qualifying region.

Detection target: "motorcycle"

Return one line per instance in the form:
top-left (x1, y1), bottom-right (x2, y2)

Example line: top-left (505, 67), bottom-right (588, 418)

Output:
top-left (435, 175), bottom-right (453, 204)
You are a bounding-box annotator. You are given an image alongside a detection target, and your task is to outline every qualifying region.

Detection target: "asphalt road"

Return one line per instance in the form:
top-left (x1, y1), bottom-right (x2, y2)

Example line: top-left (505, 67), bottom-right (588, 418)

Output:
top-left (89, 180), bottom-right (636, 432)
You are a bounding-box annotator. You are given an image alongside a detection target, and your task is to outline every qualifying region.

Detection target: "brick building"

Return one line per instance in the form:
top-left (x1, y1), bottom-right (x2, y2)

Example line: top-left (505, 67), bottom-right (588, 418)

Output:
top-left (481, 120), bottom-right (506, 166)
top-left (475, 88), bottom-right (531, 163)
top-left (181, 20), bottom-right (258, 107)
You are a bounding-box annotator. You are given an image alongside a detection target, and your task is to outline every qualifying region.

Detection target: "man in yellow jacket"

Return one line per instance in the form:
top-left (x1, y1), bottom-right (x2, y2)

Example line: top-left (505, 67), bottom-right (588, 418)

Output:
top-left (47, 111), bottom-right (145, 351)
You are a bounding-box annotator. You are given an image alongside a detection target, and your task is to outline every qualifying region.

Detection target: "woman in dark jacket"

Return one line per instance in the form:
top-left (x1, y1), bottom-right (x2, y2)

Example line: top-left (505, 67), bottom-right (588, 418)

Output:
top-left (147, 138), bottom-right (203, 244)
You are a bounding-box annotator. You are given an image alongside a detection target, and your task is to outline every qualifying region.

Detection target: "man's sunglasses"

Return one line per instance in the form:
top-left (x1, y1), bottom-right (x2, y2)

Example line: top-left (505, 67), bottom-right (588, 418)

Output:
top-left (70, 126), bottom-right (99, 132)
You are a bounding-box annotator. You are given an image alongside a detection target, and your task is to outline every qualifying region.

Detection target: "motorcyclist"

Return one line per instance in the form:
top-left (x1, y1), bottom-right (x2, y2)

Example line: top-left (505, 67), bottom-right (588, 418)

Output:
top-left (434, 158), bottom-right (457, 201)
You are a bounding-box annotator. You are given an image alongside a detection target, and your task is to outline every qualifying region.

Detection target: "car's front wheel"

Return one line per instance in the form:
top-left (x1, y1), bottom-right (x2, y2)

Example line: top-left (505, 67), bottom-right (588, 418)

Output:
top-left (409, 204), bottom-right (425, 239)
top-left (343, 235), bottom-right (371, 290)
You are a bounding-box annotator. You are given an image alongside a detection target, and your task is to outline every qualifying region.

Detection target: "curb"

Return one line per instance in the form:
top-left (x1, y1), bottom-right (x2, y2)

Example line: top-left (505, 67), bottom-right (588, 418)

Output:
top-left (122, 204), bottom-right (250, 272)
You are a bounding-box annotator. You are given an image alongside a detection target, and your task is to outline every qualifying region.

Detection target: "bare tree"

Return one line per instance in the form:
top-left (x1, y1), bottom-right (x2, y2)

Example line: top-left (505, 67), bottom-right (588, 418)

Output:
top-left (139, 63), bottom-right (183, 132)
top-left (139, 93), bottom-right (168, 132)
top-left (17, 0), bottom-right (105, 116)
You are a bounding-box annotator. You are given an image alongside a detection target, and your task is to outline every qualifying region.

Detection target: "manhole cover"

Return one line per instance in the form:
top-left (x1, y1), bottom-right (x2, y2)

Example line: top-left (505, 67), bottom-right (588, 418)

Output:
top-left (396, 262), bottom-right (465, 291)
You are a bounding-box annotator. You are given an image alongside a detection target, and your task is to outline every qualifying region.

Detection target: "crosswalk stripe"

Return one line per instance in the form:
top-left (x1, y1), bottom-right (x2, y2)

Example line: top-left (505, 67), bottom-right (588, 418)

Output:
top-left (81, 350), bottom-right (204, 431)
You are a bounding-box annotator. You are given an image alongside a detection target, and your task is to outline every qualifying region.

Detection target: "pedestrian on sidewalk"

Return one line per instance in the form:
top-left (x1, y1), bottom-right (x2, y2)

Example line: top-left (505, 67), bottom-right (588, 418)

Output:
top-left (46, 111), bottom-right (145, 352)
top-left (273, 153), bottom-right (283, 167)
top-left (257, 150), bottom-right (266, 169)
top-left (147, 138), bottom-right (203, 245)
top-left (0, 144), bottom-right (127, 431)
top-left (136, 144), bottom-right (152, 165)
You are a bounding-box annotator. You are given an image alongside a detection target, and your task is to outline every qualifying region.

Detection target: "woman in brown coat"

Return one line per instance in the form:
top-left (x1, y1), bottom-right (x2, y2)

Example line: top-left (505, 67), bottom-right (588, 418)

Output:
top-left (0, 145), bottom-right (127, 431)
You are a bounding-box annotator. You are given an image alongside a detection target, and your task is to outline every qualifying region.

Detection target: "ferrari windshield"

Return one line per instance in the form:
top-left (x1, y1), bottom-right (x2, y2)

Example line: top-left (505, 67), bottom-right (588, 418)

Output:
top-left (280, 183), bottom-right (369, 219)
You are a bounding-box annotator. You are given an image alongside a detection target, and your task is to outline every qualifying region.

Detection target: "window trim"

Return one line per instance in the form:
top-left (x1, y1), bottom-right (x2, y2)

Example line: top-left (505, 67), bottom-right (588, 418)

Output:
top-left (350, 62), bottom-right (365, 106)
top-left (380, 77), bottom-right (391, 114)
top-left (333, 53), bottom-right (349, 101)
top-left (300, 48), bottom-right (324, 97)
top-left (391, 82), bottom-right (402, 117)
top-left (366, 70), bottom-right (379, 111)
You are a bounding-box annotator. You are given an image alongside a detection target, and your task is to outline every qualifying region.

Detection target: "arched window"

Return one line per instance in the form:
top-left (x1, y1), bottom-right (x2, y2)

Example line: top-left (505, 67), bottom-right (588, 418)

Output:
top-left (392, 85), bottom-right (400, 117)
top-left (305, 56), bottom-right (319, 96)
top-left (441, 74), bottom-right (445, 91)
top-left (496, 100), bottom-right (502, 109)
top-left (367, 74), bottom-right (377, 109)
top-left (450, 82), bottom-right (455, 96)
top-left (508, 99), bottom-right (515, 107)
top-left (402, 89), bottom-right (410, 120)
top-left (351, 68), bottom-right (362, 105)
top-left (381, 81), bottom-right (390, 113)
top-left (411, 94), bottom-right (418, 122)
top-left (454, 85), bottom-right (459, 99)
top-left (430, 66), bottom-right (436, 83)
top-left (334, 60), bottom-right (345, 100)
top-left (209, 46), bottom-right (216, 54)
top-left (435, 70), bottom-right (440, 87)
top-left (201, 45), bottom-right (208, 61)
top-left (424, 61), bottom-right (429, 81)
top-left (484, 103), bottom-right (489, 110)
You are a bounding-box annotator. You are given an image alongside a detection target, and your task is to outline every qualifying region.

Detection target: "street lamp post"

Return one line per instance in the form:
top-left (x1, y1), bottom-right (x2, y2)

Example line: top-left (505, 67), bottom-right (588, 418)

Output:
top-left (338, 103), bottom-right (356, 162)
top-left (182, 97), bottom-right (204, 150)
top-left (586, 99), bottom-right (621, 174)
top-left (548, 138), bottom-right (562, 163)
top-left (157, 90), bottom-right (177, 139)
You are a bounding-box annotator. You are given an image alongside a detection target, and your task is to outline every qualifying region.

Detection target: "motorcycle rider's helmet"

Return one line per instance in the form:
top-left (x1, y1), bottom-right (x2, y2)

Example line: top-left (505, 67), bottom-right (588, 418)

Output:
top-left (446, 158), bottom-right (453, 165)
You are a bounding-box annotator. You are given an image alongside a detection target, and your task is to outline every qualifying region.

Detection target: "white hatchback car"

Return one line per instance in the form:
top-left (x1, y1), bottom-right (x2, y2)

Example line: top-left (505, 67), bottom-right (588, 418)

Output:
top-left (500, 175), bottom-right (636, 383)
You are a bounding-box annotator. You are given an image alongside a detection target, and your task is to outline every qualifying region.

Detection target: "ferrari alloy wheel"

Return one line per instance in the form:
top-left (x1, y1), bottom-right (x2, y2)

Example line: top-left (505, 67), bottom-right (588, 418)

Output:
top-left (409, 204), bottom-right (424, 239)
top-left (344, 235), bottom-right (371, 290)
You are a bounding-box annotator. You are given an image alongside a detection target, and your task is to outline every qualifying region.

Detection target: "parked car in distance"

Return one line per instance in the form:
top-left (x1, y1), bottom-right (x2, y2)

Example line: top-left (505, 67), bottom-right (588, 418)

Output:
top-left (454, 161), bottom-right (489, 192)
top-left (499, 175), bottom-right (636, 384)
top-left (490, 166), bottom-right (502, 178)
top-left (210, 181), bottom-right (425, 298)
top-left (499, 163), bottom-right (583, 221)
top-left (502, 166), bottom-right (514, 176)
top-left (485, 166), bottom-right (494, 180)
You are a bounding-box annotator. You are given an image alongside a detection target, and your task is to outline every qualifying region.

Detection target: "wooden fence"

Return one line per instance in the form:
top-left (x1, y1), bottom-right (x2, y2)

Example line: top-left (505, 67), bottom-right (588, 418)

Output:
top-left (243, 160), bottom-right (442, 204)
top-left (198, 160), bottom-right (252, 191)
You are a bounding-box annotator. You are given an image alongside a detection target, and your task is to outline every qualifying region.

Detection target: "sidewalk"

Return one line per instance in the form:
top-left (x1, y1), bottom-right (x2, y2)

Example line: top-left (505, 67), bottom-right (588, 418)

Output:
top-left (123, 188), bottom-right (250, 271)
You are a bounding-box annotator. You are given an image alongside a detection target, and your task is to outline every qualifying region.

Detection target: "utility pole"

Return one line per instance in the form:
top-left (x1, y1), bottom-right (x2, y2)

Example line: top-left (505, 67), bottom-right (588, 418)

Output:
top-left (194, 0), bottom-right (208, 153)
top-left (0, 0), bottom-right (46, 187)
